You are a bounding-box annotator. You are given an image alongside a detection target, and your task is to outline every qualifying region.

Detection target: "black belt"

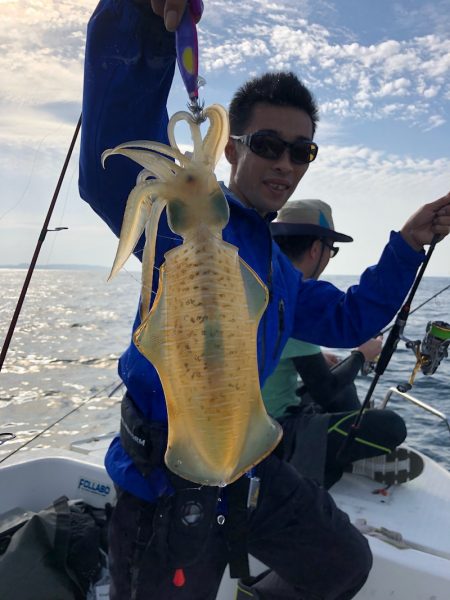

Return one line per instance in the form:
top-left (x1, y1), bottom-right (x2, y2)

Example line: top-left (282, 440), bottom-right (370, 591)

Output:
top-left (223, 476), bottom-right (251, 578)
top-left (120, 392), bottom-right (167, 477)
top-left (121, 392), bottom-right (254, 579)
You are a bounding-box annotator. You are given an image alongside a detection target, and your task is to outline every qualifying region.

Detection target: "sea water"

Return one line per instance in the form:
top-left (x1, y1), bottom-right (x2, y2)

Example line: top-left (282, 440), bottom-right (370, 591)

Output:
top-left (0, 269), bottom-right (449, 469)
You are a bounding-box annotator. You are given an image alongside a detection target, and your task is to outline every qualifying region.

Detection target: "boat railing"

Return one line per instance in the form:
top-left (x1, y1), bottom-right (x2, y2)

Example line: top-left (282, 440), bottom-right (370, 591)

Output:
top-left (380, 386), bottom-right (450, 434)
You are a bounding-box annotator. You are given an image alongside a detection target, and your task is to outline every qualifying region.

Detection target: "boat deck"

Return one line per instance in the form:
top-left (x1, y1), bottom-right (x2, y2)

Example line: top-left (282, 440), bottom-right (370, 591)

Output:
top-left (1, 439), bottom-right (450, 599)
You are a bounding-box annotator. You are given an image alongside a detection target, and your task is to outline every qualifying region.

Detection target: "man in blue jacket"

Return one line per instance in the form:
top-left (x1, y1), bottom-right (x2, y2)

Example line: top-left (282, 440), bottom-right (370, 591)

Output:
top-left (79, 1), bottom-right (450, 598)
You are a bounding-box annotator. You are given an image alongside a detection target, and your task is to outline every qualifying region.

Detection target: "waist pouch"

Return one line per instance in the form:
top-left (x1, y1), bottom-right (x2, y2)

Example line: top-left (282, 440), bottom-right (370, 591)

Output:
top-left (153, 473), bottom-right (220, 569)
top-left (121, 394), bottom-right (252, 576)
top-left (120, 392), bottom-right (167, 476)
top-left (150, 473), bottom-right (251, 578)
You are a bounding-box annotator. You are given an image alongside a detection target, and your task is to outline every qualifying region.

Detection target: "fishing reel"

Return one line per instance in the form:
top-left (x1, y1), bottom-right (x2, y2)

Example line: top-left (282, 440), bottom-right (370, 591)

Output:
top-left (403, 320), bottom-right (450, 385)
top-left (419, 321), bottom-right (450, 375)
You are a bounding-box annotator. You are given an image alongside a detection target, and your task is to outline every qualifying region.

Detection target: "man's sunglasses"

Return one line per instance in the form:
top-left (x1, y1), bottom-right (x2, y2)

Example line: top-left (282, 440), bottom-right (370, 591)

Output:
top-left (321, 239), bottom-right (339, 258)
top-left (230, 131), bottom-right (318, 165)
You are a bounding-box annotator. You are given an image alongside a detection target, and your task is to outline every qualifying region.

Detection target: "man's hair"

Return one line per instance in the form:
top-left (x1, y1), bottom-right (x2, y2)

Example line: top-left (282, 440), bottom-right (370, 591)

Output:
top-left (229, 72), bottom-right (319, 137)
top-left (274, 234), bottom-right (319, 261)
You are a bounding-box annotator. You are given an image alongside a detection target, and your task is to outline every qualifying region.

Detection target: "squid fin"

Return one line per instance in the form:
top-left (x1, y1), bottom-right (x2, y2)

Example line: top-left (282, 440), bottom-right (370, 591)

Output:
top-left (134, 265), bottom-right (167, 366)
top-left (238, 257), bottom-right (269, 321)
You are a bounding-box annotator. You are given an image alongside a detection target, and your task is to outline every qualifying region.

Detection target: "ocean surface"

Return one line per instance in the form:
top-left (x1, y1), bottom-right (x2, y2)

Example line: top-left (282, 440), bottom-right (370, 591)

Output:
top-left (0, 269), bottom-right (449, 470)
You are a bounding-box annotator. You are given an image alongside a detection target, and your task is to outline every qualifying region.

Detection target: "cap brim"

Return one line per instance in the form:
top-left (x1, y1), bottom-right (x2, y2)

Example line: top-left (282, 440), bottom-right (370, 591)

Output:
top-left (270, 222), bottom-right (353, 242)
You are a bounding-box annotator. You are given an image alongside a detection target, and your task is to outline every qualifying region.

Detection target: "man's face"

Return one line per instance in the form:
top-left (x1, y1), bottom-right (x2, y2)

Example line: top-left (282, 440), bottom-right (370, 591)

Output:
top-left (292, 239), bottom-right (331, 280)
top-left (226, 103), bottom-right (314, 216)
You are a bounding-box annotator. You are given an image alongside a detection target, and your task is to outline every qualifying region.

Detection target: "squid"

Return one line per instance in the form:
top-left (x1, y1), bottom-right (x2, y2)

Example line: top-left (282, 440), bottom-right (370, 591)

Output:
top-left (102, 105), bottom-right (282, 486)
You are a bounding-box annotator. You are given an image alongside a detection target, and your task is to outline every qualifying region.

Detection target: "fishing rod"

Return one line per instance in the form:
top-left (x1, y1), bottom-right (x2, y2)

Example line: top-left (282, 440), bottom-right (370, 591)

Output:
top-left (359, 281), bottom-right (450, 375)
top-left (0, 115), bottom-right (82, 374)
top-left (0, 379), bottom-right (124, 465)
top-left (337, 234), bottom-right (440, 464)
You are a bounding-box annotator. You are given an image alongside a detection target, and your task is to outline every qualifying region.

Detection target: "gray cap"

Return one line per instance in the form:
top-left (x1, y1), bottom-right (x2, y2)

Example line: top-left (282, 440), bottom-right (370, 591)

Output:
top-left (270, 199), bottom-right (353, 242)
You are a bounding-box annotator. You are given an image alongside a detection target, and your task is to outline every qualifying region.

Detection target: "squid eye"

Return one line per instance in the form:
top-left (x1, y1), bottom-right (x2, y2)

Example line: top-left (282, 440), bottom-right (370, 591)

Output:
top-left (167, 199), bottom-right (188, 232)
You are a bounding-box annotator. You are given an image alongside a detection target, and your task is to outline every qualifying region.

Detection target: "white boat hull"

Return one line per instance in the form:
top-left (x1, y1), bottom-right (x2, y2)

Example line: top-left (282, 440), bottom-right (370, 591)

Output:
top-left (1, 448), bottom-right (450, 599)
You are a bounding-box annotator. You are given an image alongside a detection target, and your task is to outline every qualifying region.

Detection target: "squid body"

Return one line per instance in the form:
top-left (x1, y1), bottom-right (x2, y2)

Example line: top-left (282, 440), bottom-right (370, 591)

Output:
top-left (102, 104), bottom-right (282, 486)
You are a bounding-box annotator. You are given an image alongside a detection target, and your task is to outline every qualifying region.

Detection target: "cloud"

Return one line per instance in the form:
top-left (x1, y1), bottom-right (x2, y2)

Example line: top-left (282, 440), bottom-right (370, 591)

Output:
top-left (425, 114), bottom-right (446, 130)
top-left (1, 0), bottom-right (449, 276)
top-left (392, 1), bottom-right (450, 39)
top-left (200, 4), bottom-right (450, 130)
top-left (294, 144), bottom-right (450, 275)
top-left (0, 1), bottom-right (86, 164)
top-left (2, 0), bottom-right (449, 143)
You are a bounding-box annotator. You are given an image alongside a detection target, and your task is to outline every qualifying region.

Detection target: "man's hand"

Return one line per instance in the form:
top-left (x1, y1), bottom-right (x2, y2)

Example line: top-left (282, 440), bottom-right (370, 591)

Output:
top-left (150, 0), bottom-right (200, 31)
top-left (357, 336), bottom-right (383, 362)
top-left (400, 192), bottom-right (450, 251)
top-left (322, 351), bottom-right (340, 367)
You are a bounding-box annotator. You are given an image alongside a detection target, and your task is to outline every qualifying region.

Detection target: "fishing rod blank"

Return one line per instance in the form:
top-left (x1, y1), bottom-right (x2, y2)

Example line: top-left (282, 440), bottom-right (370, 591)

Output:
top-left (0, 115), bottom-right (82, 373)
top-left (336, 234), bottom-right (439, 464)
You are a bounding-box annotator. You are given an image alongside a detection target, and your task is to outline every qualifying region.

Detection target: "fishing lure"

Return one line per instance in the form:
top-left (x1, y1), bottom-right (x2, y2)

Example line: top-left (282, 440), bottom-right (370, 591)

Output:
top-left (102, 105), bottom-right (282, 486)
top-left (175, 0), bottom-right (203, 113)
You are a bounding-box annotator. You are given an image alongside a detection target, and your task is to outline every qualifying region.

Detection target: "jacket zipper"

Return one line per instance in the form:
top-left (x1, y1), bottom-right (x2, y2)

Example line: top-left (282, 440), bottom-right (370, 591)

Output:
top-left (260, 235), bottom-right (273, 378)
top-left (272, 298), bottom-right (285, 360)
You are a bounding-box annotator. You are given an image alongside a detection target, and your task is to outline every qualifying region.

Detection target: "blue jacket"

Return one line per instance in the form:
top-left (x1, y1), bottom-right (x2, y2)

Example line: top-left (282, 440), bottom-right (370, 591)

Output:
top-left (79, 0), bottom-right (424, 501)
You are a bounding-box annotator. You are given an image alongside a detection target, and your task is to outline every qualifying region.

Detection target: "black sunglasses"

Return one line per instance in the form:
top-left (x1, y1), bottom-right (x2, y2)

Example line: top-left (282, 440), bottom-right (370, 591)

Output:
top-left (321, 239), bottom-right (339, 258)
top-left (230, 131), bottom-right (318, 165)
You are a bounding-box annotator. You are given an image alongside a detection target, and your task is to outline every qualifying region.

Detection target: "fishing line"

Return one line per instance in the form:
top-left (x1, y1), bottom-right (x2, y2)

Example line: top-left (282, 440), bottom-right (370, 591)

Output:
top-left (0, 120), bottom-right (67, 222)
top-left (0, 378), bottom-right (124, 465)
top-left (122, 268), bottom-right (159, 293)
top-left (381, 282), bottom-right (450, 334)
top-left (42, 160), bottom-right (79, 267)
top-left (0, 115), bottom-right (82, 373)
top-left (156, 234), bottom-right (183, 243)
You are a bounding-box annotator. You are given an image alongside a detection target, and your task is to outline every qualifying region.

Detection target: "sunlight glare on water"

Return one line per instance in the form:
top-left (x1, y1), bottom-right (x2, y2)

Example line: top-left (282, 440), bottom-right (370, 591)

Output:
top-left (0, 268), bottom-right (449, 469)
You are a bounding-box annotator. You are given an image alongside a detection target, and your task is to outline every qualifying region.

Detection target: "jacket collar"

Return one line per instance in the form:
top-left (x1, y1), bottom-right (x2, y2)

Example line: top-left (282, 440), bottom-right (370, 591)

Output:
top-left (219, 182), bottom-right (278, 224)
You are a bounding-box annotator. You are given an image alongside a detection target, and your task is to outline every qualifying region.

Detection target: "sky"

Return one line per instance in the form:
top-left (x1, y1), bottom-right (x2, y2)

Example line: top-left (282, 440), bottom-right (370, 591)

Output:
top-left (0, 0), bottom-right (449, 277)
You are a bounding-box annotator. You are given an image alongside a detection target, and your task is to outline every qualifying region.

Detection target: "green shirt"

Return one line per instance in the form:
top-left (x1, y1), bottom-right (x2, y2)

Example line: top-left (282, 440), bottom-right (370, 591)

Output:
top-left (262, 339), bottom-right (321, 418)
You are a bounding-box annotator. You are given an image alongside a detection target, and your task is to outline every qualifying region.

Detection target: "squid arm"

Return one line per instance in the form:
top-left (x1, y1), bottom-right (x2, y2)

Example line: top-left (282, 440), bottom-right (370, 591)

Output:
top-left (102, 140), bottom-right (188, 168)
top-left (202, 105), bottom-right (230, 169)
top-left (168, 111), bottom-right (204, 163)
top-left (137, 169), bottom-right (157, 184)
top-left (107, 180), bottom-right (164, 281)
top-left (102, 148), bottom-right (182, 182)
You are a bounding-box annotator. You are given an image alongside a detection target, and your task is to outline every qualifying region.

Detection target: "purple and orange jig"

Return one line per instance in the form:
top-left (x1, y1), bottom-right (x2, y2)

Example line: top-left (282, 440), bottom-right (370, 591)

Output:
top-left (175, 0), bottom-right (205, 122)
